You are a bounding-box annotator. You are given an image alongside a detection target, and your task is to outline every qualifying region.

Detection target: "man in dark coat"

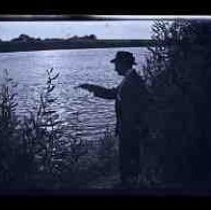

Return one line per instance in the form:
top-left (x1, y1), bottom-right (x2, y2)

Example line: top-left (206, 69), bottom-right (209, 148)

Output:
top-left (78, 51), bottom-right (149, 187)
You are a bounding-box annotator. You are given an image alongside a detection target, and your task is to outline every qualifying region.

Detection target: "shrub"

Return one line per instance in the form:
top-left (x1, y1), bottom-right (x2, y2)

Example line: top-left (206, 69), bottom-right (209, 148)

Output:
top-left (0, 69), bottom-right (21, 189)
top-left (142, 19), bottom-right (211, 189)
top-left (0, 67), bottom-right (116, 191)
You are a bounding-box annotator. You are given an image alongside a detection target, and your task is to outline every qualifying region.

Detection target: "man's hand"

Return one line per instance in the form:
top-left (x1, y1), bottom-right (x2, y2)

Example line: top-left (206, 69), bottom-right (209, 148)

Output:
top-left (76, 83), bottom-right (117, 99)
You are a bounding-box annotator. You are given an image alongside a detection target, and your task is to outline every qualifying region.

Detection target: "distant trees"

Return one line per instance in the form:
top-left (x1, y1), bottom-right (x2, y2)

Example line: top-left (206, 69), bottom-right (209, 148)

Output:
top-left (0, 33), bottom-right (99, 52)
top-left (9, 34), bottom-right (97, 43)
top-left (11, 34), bottom-right (37, 42)
top-left (82, 34), bottom-right (97, 40)
top-left (10, 34), bottom-right (44, 43)
top-left (67, 34), bottom-right (97, 40)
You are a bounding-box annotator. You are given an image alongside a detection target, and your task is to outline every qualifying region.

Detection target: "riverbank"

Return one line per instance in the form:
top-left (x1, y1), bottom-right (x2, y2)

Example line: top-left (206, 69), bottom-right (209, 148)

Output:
top-left (0, 39), bottom-right (153, 53)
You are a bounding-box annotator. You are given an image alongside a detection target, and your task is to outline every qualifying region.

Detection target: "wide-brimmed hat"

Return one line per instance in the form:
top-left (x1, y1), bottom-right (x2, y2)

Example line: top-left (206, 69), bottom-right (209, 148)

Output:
top-left (110, 51), bottom-right (137, 65)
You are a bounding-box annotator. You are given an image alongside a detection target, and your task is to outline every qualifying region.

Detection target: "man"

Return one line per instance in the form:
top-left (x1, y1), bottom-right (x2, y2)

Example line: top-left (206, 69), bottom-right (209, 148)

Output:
top-left (77, 51), bottom-right (149, 187)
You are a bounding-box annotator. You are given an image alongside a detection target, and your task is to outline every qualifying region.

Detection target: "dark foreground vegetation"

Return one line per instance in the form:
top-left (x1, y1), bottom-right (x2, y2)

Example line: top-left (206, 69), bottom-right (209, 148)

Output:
top-left (0, 68), bottom-right (119, 192)
top-left (141, 19), bottom-right (211, 190)
top-left (1, 19), bottom-right (211, 193)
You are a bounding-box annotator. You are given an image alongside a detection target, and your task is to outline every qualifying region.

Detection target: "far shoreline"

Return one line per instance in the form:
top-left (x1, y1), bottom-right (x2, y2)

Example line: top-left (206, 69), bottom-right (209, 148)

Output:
top-left (0, 39), bottom-right (153, 54)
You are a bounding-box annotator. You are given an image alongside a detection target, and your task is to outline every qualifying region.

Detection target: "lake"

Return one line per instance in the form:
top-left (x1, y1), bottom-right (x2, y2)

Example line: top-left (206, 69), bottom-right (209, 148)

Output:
top-left (0, 47), bottom-right (148, 141)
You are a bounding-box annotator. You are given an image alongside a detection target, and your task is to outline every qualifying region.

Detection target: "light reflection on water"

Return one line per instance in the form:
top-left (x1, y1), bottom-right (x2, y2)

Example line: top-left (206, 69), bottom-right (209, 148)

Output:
top-left (0, 47), bottom-right (148, 141)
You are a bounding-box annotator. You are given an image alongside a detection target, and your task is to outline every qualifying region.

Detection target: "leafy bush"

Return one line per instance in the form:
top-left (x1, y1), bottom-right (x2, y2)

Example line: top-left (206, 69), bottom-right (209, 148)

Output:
top-left (142, 19), bottom-right (211, 189)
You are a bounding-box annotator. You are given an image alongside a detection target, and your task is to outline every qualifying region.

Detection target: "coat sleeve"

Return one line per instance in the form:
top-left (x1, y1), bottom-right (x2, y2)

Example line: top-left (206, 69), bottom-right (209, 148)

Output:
top-left (92, 85), bottom-right (117, 99)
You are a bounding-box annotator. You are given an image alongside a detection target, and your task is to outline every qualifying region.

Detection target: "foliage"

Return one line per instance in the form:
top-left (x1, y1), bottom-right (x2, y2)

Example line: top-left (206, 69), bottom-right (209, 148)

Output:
top-left (141, 19), bottom-right (211, 189)
top-left (0, 68), bottom-right (118, 191)
top-left (0, 69), bottom-right (21, 189)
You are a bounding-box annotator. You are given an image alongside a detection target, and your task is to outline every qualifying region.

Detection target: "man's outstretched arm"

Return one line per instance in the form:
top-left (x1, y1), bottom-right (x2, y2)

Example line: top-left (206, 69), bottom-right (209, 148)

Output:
top-left (77, 84), bottom-right (117, 99)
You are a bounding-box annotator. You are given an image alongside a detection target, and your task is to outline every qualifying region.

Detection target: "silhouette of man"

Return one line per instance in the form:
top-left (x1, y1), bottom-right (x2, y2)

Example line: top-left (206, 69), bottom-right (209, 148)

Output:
top-left (77, 51), bottom-right (149, 187)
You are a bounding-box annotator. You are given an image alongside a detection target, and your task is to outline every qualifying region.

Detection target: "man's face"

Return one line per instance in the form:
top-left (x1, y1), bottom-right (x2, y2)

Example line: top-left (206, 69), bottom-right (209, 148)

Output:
top-left (114, 61), bottom-right (127, 76)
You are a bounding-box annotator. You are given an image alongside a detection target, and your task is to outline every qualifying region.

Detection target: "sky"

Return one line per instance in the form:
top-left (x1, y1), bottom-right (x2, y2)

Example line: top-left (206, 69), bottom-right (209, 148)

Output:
top-left (0, 20), bottom-right (153, 41)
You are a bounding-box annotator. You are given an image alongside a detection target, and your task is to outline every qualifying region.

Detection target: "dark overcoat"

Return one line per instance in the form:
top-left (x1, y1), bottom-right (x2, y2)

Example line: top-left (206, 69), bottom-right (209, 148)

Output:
top-left (92, 69), bottom-right (149, 139)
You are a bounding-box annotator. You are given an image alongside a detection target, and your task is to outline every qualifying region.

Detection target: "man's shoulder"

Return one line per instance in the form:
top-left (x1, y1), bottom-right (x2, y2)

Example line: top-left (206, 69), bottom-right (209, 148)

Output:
top-left (123, 70), bottom-right (145, 88)
top-left (119, 70), bottom-right (149, 100)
